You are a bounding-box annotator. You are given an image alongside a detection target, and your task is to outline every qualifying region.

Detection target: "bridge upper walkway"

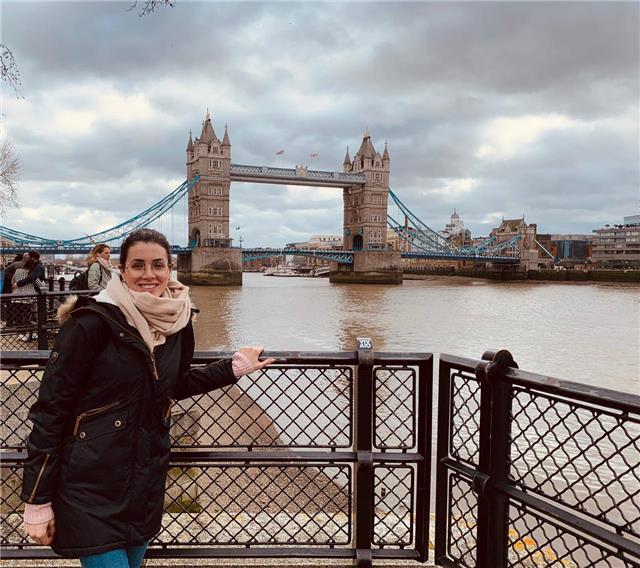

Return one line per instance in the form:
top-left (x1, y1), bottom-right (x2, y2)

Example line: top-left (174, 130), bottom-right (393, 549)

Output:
top-left (230, 163), bottom-right (365, 188)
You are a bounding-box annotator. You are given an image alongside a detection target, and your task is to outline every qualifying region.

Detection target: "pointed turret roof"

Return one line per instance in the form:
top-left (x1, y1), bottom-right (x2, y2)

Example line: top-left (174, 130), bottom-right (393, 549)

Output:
top-left (356, 129), bottom-right (376, 159)
top-left (199, 110), bottom-right (217, 144)
top-left (382, 141), bottom-right (389, 161)
top-left (222, 123), bottom-right (231, 147)
top-left (186, 130), bottom-right (193, 152)
top-left (343, 146), bottom-right (351, 166)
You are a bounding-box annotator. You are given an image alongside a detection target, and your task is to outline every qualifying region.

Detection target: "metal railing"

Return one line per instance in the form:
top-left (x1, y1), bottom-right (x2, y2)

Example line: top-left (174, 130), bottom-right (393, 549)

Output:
top-left (0, 288), bottom-right (96, 350)
top-left (0, 342), bottom-right (433, 564)
top-left (436, 351), bottom-right (640, 568)
top-left (1, 332), bottom-right (639, 566)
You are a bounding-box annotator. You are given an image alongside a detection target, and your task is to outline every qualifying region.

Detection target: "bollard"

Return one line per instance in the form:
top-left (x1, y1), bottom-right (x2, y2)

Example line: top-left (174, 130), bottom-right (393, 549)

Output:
top-left (58, 277), bottom-right (66, 291)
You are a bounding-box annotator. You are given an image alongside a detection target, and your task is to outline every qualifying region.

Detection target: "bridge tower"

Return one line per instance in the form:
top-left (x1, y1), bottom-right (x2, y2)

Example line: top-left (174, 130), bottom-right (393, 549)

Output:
top-left (342, 131), bottom-right (390, 251)
top-left (178, 111), bottom-right (242, 285)
top-left (331, 131), bottom-right (402, 284)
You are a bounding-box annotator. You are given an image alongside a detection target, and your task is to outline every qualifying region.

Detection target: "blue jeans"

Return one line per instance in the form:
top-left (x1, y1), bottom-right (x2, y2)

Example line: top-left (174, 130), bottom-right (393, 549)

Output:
top-left (80, 542), bottom-right (148, 568)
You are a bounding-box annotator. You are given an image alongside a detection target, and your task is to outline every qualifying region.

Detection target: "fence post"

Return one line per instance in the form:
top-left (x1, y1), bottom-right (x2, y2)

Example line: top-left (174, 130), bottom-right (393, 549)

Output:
top-left (414, 354), bottom-right (433, 563)
top-left (36, 292), bottom-right (48, 350)
top-left (354, 337), bottom-right (374, 568)
top-left (473, 349), bottom-right (517, 568)
top-left (47, 276), bottom-right (54, 292)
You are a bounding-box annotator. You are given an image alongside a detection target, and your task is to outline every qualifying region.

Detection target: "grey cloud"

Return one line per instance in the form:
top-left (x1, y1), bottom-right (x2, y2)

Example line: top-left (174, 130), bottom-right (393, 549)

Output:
top-left (2, 1), bottom-right (638, 244)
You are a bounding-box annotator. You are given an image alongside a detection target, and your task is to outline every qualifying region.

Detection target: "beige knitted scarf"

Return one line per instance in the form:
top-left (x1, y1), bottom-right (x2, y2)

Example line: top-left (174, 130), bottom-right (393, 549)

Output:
top-left (105, 274), bottom-right (191, 352)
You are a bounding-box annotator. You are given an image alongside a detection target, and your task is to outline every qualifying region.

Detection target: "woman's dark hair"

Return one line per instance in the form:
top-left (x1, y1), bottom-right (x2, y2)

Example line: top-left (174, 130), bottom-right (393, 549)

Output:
top-left (120, 229), bottom-right (172, 267)
top-left (23, 258), bottom-right (36, 271)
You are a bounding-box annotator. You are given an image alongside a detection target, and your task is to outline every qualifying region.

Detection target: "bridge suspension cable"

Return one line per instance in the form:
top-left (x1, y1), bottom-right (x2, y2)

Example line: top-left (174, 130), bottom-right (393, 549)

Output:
top-left (1, 176), bottom-right (199, 250)
top-left (388, 189), bottom-right (456, 251)
top-left (386, 188), bottom-right (521, 258)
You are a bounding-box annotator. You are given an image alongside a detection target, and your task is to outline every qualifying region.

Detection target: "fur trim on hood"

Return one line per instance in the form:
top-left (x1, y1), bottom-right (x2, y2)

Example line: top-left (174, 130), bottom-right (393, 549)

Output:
top-left (57, 295), bottom-right (79, 325)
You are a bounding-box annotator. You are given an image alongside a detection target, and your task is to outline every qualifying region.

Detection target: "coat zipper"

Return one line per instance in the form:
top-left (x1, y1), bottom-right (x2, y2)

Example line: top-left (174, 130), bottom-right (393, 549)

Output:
top-left (28, 454), bottom-right (51, 503)
top-left (150, 350), bottom-right (160, 381)
top-left (72, 307), bottom-right (159, 380)
top-left (73, 400), bottom-right (123, 436)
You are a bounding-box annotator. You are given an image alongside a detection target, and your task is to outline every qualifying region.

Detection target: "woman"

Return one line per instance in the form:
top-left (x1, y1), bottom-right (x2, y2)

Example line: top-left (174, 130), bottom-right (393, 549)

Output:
top-left (11, 257), bottom-right (45, 339)
top-left (21, 228), bottom-right (274, 567)
top-left (87, 243), bottom-right (113, 291)
top-left (12, 257), bottom-right (45, 295)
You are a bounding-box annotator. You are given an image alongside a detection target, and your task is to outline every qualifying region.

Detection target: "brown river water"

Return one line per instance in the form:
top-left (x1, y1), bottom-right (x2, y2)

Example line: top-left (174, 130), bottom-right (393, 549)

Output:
top-left (189, 273), bottom-right (639, 393)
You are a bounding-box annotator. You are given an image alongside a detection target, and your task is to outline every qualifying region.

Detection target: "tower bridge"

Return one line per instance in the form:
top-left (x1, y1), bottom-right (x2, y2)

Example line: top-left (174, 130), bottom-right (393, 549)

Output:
top-left (1, 110), bottom-right (528, 285)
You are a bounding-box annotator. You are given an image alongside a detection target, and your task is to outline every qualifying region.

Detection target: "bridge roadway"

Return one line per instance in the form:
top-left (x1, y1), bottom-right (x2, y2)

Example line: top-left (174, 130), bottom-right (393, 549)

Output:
top-left (241, 248), bottom-right (520, 265)
top-left (1, 244), bottom-right (520, 264)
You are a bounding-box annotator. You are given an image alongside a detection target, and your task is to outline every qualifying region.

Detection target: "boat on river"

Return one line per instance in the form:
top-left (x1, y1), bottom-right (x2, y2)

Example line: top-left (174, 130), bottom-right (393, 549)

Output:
top-left (263, 265), bottom-right (331, 278)
top-left (264, 265), bottom-right (300, 277)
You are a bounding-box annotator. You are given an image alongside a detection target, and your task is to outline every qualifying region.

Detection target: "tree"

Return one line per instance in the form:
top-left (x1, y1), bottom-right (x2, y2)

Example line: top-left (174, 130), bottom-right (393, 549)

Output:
top-left (0, 44), bottom-right (22, 218)
top-left (0, 139), bottom-right (21, 218)
top-left (129, 0), bottom-right (176, 16)
top-left (1, 44), bottom-right (22, 98)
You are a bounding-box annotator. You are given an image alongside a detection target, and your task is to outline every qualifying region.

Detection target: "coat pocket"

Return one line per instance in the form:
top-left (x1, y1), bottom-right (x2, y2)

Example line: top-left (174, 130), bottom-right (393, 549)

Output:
top-left (73, 400), bottom-right (124, 438)
top-left (65, 403), bottom-right (131, 499)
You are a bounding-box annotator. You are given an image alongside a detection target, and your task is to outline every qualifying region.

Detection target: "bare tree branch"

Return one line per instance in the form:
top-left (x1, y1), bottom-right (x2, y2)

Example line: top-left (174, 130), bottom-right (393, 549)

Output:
top-left (0, 138), bottom-right (21, 218)
top-left (128, 0), bottom-right (176, 17)
top-left (0, 44), bottom-right (23, 98)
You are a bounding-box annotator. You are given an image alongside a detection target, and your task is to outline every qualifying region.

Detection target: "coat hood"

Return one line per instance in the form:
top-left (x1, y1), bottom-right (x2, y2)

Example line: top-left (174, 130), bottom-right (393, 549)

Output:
top-left (57, 294), bottom-right (99, 325)
top-left (57, 295), bottom-right (79, 325)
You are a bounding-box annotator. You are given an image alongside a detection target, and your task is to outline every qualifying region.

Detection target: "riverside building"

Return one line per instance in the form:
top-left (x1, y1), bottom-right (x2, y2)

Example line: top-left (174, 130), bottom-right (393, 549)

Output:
top-left (592, 216), bottom-right (640, 269)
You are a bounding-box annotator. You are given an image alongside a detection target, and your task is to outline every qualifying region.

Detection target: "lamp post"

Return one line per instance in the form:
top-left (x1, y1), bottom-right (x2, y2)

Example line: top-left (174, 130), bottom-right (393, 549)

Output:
top-left (235, 226), bottom-right (243, 249)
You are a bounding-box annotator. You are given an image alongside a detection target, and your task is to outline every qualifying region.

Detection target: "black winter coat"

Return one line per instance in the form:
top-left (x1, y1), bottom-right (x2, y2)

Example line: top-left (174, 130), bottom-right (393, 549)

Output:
top-left (21, 296), bottom-right (237, 557)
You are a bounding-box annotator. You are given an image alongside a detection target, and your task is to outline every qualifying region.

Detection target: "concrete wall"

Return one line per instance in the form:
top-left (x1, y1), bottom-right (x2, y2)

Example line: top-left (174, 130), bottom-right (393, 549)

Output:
top-left (529, 270), bottom-right (640, 283)
top-left (404, 266), bottom-right (640, 283)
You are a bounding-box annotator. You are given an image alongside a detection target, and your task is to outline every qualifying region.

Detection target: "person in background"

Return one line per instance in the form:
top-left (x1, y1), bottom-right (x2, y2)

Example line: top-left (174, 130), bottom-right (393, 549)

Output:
top-left (12, 257), bottom-right (45, 340)
top-left (13, 258), bottom-right (45, 295)
top-left (1, 254), bottom-right (26, 326)
top-left (87, 243), bottom-right (113, 291)
top-left (21, 228), bottom-right (274, 568)
top-left (14, 251), bottom-right (46, 292)
top-left (3, 253), bottom-right (28, 294)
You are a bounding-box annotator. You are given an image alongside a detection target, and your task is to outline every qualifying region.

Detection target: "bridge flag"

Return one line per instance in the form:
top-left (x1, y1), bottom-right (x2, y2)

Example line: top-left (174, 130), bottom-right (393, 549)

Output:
top-left (275, 149), bottom-right (284, 155)
top-left (310, 152), bottom-right (318, 158)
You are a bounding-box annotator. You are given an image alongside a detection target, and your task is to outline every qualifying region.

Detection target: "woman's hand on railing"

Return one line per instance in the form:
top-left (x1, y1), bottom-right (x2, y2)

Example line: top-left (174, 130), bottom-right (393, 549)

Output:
top-left (24, 517), bottom-right (55, 545)
top-left (238, 346), bottom-right (276, 372)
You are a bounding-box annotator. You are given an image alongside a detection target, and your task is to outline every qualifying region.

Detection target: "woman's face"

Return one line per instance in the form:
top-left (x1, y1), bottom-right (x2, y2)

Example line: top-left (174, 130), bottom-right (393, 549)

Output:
top-left (97, 247), bottom-right (111, 261)
top-left (121, 242), bottom-right (171, 297)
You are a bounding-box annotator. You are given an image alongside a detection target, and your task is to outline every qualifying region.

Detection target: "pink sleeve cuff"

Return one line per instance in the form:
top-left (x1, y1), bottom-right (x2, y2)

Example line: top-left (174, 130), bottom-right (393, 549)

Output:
top-left (24, 502), bottom-right (54, 524)
top-left (232, 352), bottom-right (254, 377)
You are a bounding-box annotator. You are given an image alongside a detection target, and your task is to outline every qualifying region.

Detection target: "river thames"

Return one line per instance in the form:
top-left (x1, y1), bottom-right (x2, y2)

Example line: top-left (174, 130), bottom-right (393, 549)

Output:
top-left (189, 273), bottom-right (639, 394)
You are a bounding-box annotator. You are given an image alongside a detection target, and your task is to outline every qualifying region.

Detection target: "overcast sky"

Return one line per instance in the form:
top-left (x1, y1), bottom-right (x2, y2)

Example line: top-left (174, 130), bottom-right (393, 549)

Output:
top-left (2, 1), bottom-right (639, 247)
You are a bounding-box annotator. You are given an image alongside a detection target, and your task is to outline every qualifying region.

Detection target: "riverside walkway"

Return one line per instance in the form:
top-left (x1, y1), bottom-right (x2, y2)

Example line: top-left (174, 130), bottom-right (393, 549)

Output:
top-left (1, 290), bottom-right (639, 568)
